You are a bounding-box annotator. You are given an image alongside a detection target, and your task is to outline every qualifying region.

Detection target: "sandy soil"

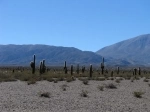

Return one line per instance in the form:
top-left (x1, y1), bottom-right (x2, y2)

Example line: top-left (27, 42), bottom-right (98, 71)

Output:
top-left (0, 78), bottom-right (150, 112)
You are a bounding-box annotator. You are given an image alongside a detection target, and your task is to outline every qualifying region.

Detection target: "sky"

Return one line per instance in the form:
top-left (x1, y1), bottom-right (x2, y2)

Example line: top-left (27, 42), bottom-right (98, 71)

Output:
top-left (0, 0), bottom-right (150, 52)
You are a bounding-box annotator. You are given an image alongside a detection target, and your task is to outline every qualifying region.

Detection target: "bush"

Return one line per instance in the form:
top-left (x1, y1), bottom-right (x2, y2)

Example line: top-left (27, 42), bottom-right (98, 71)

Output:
top-left (97, 85), bottom-right (104, 91)
top-left (144, 78), bottom-right (149, 82)
top-left (80, 90), bottom-right (88, 97)
top-left (133, 91), bottom-right (145, 98)
top-left (61, 84), bottom-right (68, 91)
top-left (115, 79), bottom-right (120, 83)
top-left (83, 80), bottom-right (89, 85)
top-left (105, 83), bottom-right (117, 89)
top-left (40, 92), bottom-right (50, 98)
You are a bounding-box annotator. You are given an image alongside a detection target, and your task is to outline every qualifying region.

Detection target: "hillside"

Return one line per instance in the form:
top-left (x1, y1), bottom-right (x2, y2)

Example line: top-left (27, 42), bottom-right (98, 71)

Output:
top-left (0, 44), bottom-right (103, 66)
top-left (97, 34), bottom-right (150, 66)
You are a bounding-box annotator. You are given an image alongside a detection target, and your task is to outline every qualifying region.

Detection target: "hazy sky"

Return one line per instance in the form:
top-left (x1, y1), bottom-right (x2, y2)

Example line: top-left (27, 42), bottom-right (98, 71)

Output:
top-left (0, 0), bottom-right (150, 51)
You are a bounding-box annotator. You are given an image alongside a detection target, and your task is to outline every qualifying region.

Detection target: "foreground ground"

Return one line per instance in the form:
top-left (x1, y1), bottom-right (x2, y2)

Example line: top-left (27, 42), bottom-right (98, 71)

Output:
top-left (0, 78), bottom-right (150, 112)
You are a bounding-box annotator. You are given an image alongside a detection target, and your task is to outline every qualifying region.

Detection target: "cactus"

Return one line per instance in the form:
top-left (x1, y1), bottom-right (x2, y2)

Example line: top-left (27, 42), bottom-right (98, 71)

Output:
top-left (42, 60), bottom-right (46, 73)
top-left (90, 64), bottom-right (93, 77)
top-left (30, 54), bottom-right (35, 74)
top-left (82, 66), bottom-right (85, 73)
top-left (117, 66), bottom-right (119, 74)
top-left (39, 60), bottom-right (46, 74)
top-left (76, 64), bottom-right (79, 74)
top-left (64, 61), bottom-right (67, 74)
top-left (39, 61), bottom-right (43, 74)
top-left (111, 71), bottom-right (114, 77)
top-left (138, 67), bottom-right (141, 75)
top-left (134, 68), bottom-right (137, 76)
top-left (101, 57), bottom-right (105, 74)
top-left (71, 65), bottom-right (73, 75)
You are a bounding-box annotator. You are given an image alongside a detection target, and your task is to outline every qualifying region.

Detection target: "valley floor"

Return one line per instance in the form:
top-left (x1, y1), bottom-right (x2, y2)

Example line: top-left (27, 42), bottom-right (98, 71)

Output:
top-left (0, 78), bottom-right (150, 112)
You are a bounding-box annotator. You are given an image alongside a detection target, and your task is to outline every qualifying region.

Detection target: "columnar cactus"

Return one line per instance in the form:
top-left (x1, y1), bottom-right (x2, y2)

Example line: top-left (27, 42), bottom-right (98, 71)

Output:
top-left (39, 61), bottom-right (43, 74)
top-left (101, 57), bottom-right (105, 74)
top-left (117, 66), bottom-right (119, 74)
top-left (90, 64), bottom-right (93, 77)
top-left (111, 71), bottom-right (113, 77)
top-left (30, 54), bottom-right (35, 74)
top-left (42, 60), bottom-right (46, 73)
top-left (39, 60), bottom-right (46, 74)
top-left (71, 65), bottom-right (73, 75)
top-left (134, 68), bottom-right (137, 76)
top-left (138, 67), bottom-right (141, 75)
top-left (76, 64), bottom-right (79, 74)
top-left (82, 66), bottom-right (85, 73)
top-left (64, 61), bottom-right (68, 74)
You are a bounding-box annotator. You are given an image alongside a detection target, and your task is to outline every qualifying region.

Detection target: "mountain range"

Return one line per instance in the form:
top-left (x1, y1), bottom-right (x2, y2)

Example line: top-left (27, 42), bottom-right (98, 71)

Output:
top-left (0, 44), bottom-right (103, 66)
top-left (97, 34), bottom-right (150, 66)
top-left (0, 34), bottom-right (150, 66)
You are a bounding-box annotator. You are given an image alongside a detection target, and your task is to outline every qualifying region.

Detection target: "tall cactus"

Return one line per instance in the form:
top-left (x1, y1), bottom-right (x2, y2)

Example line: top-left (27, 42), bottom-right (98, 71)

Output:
top-left (42, 60), bottom-right (46, 73)
top-left (39, 60), bottom-right (46, 74)
top-left (82, 66), bottom-right (85, 73)
top-left (117, 66), bottom-right (119, 74)
top-left (76, 64), bottom-right (79, 74)
top-left (71, 65), bottom-right (73, 75)
top-left (134, 68), bottom-right (137, 76)
top-left (64, 61), bottom-right (68, 74)
top-left (30, 54), bottom-right (35, 74)
top-left (39, 61), bottom-right (43, 74)
top-left (90, 64), bottom-right (93, 77)
top-left (138, 67), bottom-right (141, 75)
top-left (101, 57), bottom-right (105, 74)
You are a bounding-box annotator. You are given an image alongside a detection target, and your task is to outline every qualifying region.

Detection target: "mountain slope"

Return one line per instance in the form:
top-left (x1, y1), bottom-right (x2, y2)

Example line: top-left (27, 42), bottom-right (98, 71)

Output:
top-left (97, 34), bottom-right (150, 65)
top-left (0, 44), bottom-right (103, 66)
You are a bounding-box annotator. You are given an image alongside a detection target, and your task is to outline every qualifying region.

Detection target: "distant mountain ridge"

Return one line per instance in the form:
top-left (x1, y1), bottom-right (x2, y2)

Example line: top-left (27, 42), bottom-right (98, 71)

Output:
top-left (1, 34), bottom-right (150, 67)
top-left (97, 34), bottom-right (150, 66)
top-left (0, 44), bottom-right (103, 66)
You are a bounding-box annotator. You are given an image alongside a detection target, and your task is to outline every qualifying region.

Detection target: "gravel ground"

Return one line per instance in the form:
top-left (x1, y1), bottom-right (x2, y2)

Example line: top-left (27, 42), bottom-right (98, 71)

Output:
top-left (0, 78), bottom-right (150, 112)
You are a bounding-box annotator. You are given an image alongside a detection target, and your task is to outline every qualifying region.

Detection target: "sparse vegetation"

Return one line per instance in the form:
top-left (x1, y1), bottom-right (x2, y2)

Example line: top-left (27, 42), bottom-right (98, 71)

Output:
top-left (40, 92), bottom-right (50, 98)
top-left (80, 90), bottom-right (88, 97)
top-left (133, 91), bottom-right (145, 98)
top-left (83, 80), bottom-right (89, 85)
top-left (115, 79), bottom-right (120, 83)
top-left (97, 85), bottom-right (104, 91)
top-left (105, 83), bottom-right (117, 89)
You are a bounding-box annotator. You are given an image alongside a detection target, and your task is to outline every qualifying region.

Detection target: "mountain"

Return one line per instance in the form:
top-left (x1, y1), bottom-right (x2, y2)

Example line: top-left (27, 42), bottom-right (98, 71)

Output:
top-left (97, 34), bottom-right (150, 66)
top-left (0, 44), bottom-right (103, 66)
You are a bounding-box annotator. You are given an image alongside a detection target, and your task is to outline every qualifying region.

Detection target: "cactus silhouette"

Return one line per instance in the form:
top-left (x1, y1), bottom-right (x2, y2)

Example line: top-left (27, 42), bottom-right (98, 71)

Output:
top-left (39, 60), bottom-right (46, 74)
top-left (138, 67), bottom-right (141, 75)
top-left (30, 54), bottom-right (35, 74)
top-left (76, 64), bottom-right (79, 74)
top-left (90, 64), bottom-right (93, 77)
top-left (39, 61), bottom-right (43, 74)
top-left (101, 57), bottom-right (105, 74)
top-left (71, 65), bottom-right (73, 75)
top-left (117, 66), bottom-right (119, 74)
top-left (82, 66), bottom-right (85, 73)
top-left (64, 61), bottom-right (68, 74)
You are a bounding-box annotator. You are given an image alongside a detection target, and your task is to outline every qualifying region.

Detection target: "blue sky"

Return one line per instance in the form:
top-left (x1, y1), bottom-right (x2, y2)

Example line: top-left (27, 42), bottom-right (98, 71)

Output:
top-left (0, 0), bottom-right (150, 51)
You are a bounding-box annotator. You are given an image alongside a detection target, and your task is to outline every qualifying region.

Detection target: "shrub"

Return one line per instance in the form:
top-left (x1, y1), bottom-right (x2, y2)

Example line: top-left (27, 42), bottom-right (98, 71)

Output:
top-left (115, 79), bottom-right (120, 83)
top-left (105, 83), bottom-right (117, 89)
top-left (80, 90), bottom-right (88, 97)
top-left (133, 91), bottom-right (145, 98)
top-left (61, 84), bottom-right (68, 91)
top-left (27, 80), bottom-right (36, 85)
top-left (53, 79), bottom-right (58, 83)
top-left (97, 85), bottom-right (104, 91)
top-left (83, 80), bottom-right (89, 85)
top-left (144, 78), bottom-right (149, 82)
top-left (40, 92), bottom-right (50, 98)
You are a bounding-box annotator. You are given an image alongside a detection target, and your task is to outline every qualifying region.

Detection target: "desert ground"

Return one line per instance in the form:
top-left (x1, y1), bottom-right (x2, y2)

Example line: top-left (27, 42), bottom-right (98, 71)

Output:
top-left (0, 77), bottom-right (150, 112)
